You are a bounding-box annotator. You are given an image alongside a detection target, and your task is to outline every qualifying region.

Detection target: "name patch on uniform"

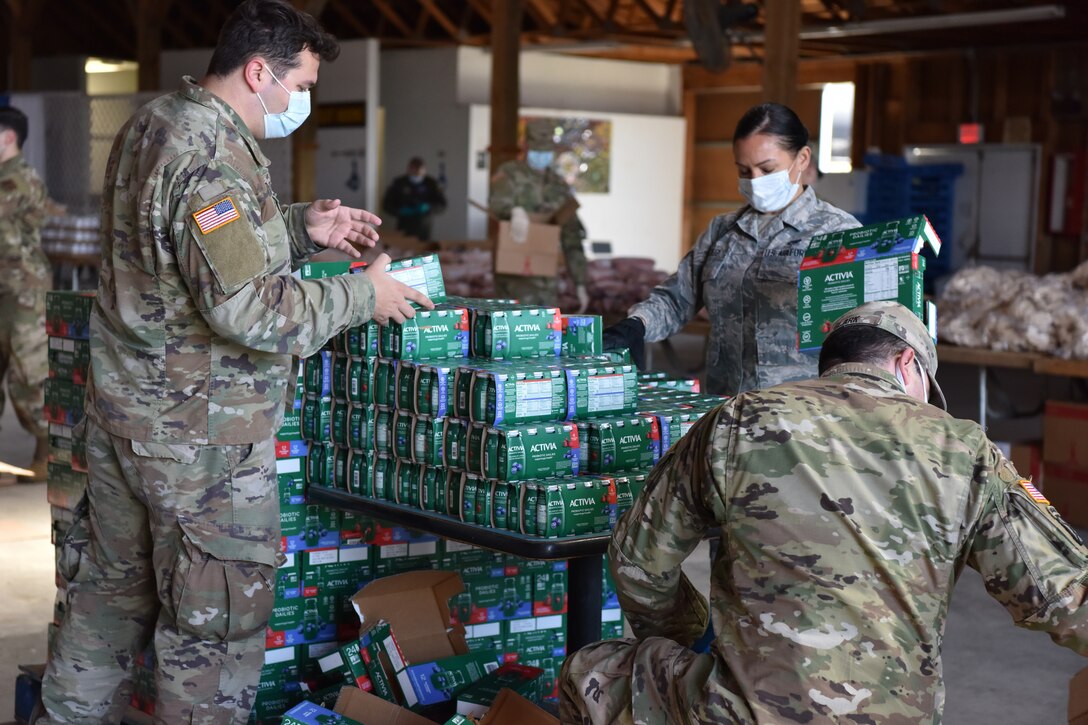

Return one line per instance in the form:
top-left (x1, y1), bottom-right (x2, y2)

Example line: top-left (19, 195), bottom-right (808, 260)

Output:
top-left (1018, 479), bottom-right (1049, 505)
top-left (192, 197), bottom-right (240, 234)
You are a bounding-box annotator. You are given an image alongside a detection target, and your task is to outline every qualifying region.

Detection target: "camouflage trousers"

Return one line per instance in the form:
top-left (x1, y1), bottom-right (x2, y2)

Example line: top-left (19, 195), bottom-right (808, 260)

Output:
top-left (0, 257), bottom-right (50, 439)
top-left (560, 637), bottom-right (754, 725)
top-left (42, 417), bottom-right (281, 724)
top-left (493, 273), bottom-right (558, 307)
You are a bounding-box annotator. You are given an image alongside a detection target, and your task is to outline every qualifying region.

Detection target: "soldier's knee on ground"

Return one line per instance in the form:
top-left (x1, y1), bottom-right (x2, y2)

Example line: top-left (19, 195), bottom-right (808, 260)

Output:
top-left (167, 518), bottom-right (277, 642)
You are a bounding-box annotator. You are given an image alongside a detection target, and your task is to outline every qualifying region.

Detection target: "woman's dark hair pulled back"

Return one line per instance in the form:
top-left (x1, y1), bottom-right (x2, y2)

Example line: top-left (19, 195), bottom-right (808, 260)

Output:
top-left (732, 103), bottom-right (809, 154)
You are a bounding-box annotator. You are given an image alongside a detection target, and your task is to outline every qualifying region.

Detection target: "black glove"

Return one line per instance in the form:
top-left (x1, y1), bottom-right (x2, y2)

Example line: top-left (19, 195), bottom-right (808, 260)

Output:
top-left (602, 317), bottom-right (647, 370)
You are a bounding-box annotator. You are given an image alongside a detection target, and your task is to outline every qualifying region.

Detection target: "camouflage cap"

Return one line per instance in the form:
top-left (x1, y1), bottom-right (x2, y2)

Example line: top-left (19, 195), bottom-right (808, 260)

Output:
top-left (525, 119), bottom-right (556, 151)
top-left (827, 301), bottom-right (946, 410)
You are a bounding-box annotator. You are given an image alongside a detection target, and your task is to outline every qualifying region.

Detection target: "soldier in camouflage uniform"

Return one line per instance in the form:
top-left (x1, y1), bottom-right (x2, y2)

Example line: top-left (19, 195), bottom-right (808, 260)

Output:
top-left (41, 2), bottom-right (431, 723)
top-left (489, 119), bottom-right (589, 309)
top-left (0, 106), bottom-right (50, 481)
top-left (605, 104), bottom-right (858, 388)
top-left (562, 301), bottom-right (1088, 724)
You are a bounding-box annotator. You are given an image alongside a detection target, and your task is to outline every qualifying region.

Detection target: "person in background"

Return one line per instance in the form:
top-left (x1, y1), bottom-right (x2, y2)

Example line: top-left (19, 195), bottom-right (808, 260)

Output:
top-left (562, 301), bottom-right (1088, 724)
top-left (489, 119), bottom-right (590, 311)
top-left (41, 2), bottom-right (431, 723)
top-left (0, 105), bottom-right (50, 482)
top-left (603, 103), bottom-right (858, 386)
top-left (382, 156), bottom-right (447, 241)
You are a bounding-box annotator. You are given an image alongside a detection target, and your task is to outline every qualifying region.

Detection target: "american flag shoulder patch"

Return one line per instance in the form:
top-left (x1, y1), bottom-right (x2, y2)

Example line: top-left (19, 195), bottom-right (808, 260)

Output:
top-left (1017, 479), bottom-right (1049, 505)
top-left (192, 197), bottom-right (241, 234)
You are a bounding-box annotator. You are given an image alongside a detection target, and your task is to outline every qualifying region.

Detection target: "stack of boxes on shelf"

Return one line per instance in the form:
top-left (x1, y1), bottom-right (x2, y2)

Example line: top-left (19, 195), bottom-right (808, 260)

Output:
top-left (44, 291), bottom-right (93, 656)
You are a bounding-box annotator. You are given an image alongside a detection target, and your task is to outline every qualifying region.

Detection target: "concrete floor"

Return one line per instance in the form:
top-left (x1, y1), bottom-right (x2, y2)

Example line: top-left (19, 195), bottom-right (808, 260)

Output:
top-left (0, 336), bottom-right (1083, 722)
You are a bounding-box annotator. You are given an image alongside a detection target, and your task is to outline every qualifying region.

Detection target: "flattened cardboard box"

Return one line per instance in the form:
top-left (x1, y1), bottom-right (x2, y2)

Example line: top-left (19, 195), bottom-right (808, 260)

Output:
top-left (334, 686), bottom-right (434, 725)
top-left (479, 687), bottom-right (559, 725)
top-left (494, 221), bottom-right (560, 278)
top-left (1071, 665), bottom-right (1088, 724)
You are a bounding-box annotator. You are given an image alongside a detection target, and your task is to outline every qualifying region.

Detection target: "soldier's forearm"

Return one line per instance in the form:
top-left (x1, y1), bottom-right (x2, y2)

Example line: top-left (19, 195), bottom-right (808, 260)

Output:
top-left (282, 202), bottom-right (322, 268)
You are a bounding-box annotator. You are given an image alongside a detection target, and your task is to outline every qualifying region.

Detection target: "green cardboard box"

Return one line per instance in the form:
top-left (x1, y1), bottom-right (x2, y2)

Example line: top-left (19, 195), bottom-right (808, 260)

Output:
top-left (47, 336), bottom-right (91, 384)
top-left (381, 308), bottom-right (470, 361)
top-left (46, 461), bottom-right (87, 512)
top-left (483, 423), bottom-right (580, 481)
top-left (282, 700), bottom-right (365, 725)
top-left (45, 290), bottom-right (94, 339)
top-left (797, 215), bottom-right (940, 352)
top-left (601, 607), bottom-right (624, 639)
top-left (455, 662), bottom-right (545, 717)
top-left (298, 260), bottom-right (364, 279)
top-left (44, 378), bottom-right (85, 426)
top-left (536, 477), bottom-right (617, 538)
top-left (472, 307), bottom-right (563, 360)
top-left (560, 314), bottom-right (602, 357)
top-left (386, 254), bottom-right (447, 304)
top-left (279, 407), bottom-right (302, 440)
top-left (563, 362), bottom-right (639, 419)
top-left (471, 365), bottom-right (567, 426)
top-left (584, 415), bottom-right (659, 474)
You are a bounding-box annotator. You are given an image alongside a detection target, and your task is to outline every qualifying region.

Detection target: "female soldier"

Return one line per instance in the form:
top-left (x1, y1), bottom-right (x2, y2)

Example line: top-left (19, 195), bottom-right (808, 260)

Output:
top-left (604, 103), bottom-right (859, 395)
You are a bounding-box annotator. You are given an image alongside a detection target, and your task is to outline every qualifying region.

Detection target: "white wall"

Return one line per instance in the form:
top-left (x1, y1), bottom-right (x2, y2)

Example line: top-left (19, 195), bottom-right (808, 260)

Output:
top-left (467, 104), bottom-right (685, 271)
top-left (456, 47), bottom-right (682, 116)
top-left (380, 48), bottom-right (470, 240)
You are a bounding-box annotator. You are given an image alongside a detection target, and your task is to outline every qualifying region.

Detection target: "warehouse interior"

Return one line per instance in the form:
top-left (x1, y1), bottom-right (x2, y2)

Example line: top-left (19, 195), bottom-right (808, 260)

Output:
top-left (1, 0), bottom-right (1087, 723)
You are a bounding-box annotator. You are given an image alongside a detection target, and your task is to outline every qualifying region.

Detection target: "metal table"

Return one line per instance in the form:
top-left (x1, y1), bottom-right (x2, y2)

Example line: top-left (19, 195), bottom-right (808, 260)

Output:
top-left (307, 485), bottom-right (612, 653)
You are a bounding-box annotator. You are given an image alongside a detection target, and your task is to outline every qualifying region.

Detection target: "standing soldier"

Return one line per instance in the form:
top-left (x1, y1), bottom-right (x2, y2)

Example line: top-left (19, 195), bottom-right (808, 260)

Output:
top-left (0, 106), bottom-right (49, 482)
top-left (41, 2), bottom-right (431, 723)
top-left (381, 156), bottom-right (447, 241)
top-left (489, 119), bottom-right (589, 310)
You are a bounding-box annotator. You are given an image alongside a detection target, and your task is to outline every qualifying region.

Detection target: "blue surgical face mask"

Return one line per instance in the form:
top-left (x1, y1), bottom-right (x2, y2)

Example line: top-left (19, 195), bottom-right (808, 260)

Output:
top-left (526, 150), bottom-right (555, 171)
top-left (257, 67), bottom-right (311, 139)
top-left (409, 174), bottom-right (424, 184)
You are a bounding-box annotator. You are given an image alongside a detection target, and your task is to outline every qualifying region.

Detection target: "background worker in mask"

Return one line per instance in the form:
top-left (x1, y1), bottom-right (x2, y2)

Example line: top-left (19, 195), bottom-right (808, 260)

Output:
top-left (603, 103), bottom-right (859, 392)
top-left (488, 119), bottom-right (590, 310)
top-left (41, 1), bottom-right (432, 722)
top-left (382, 156), bottom-right (447, 241)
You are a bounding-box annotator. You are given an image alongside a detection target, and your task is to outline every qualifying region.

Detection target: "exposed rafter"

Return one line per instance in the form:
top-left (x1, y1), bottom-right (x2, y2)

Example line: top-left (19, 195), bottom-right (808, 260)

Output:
top-left (372, 0), bottom-right (413, 37)
top-left (419, 0), bottom-right (463, 41)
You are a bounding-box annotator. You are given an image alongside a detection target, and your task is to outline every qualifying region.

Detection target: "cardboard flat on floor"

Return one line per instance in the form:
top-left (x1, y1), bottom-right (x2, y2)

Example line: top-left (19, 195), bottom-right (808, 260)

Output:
top-left (494, 221), bottom-right (560, 278)
top-left (351, 570), bottom-right (468, 664)
top-left (1043, 401), bottom-right (1088, 468)
top-left (334, 686), bottom-right (435, 725)
top-left (479, 688), bottom-right (559, 725)
top-left (1071, 666), bottom-right (1088, 724)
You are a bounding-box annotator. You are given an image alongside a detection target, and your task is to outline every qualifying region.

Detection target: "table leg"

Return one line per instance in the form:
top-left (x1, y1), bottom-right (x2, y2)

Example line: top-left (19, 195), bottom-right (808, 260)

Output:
top-left (566, 554), bottom-right (603, 654)
top-left (979, 365), bottom-right (988, 431)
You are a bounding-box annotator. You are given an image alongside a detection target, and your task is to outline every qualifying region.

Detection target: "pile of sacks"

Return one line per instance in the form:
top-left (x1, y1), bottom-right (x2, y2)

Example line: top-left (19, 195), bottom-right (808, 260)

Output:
top-left (378, 241), bottom-right (672, 316)
top-left (937, 260), bottom-right (1088, 359)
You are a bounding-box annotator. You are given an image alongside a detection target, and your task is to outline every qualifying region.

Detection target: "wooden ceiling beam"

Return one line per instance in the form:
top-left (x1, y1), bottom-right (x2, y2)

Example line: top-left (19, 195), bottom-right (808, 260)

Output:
top-left (418, 0), bottom-right (462, 41)
top-left (329, 0), bottom-right (370, 37)
top-left (467, 0), bottom-right (492, 25)
top-left (372, 0), bottom-right (413, 37)
top-left (414, 4), bottom-right (431, 36)
top-left (573, 0), bottom-right (605, 27)
top-left (525, 0), bottom-right (560, 30)
top-left (631, 0), bottom-right (665, 28)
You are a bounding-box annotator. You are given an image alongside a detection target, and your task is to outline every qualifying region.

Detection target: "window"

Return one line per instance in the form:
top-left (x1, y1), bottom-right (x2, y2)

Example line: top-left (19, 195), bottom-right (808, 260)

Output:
top-left (819, 82), bottom-right (855, 174)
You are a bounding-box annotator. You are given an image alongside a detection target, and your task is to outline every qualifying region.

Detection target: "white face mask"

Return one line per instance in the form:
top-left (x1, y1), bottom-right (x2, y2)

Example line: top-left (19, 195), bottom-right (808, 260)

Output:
top-left (256, 67), bottom-right (311, 139)
top-left (896, 357), bottom-right (929, 399)
top-left (738, 158), bottom-right (800, 213)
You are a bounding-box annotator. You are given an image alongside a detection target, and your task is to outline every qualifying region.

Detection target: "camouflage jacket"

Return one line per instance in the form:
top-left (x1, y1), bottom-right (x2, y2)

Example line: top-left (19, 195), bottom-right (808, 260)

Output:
top-left (0, 153), bottom-right (48, 270)
top-left (629, 187), bottom-right (858, 395)
top-left (88, 77), bottom-right (376, 445)
top-left (611, 363), bottom-right (1088, 723)
top-left (489, 159), bottom-right (587, 286)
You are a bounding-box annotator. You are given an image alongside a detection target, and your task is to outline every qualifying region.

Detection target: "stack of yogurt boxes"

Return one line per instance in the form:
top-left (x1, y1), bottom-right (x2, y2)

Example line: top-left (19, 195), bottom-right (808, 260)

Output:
top-left (288, 254), bottom-right (726, 713)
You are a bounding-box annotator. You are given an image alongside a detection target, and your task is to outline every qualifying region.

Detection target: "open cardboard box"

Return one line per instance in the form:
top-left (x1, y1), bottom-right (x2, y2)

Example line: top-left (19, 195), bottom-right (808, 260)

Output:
top-left (1071, 666), bottom-right (1088, 724)
top-left (334, 686), bottom-right (434, 725)
top-left (480, 688), bottom-right (559, 725)
top-left (494, 220), bottom-right (561, 278)
top-left (350, 570), bottom-right (468, 665)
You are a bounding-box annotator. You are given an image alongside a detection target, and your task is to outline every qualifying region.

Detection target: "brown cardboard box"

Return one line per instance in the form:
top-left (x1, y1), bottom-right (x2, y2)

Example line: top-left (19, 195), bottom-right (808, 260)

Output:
top-left (1042, 463), bottom-right (1088, 529)
top-left (1070, 666), bottom-right (1088, 724)
top-left (334, 686), bottom-right (435, 725)
top-left (351, 570), bottom-right (468, 664)
top-left (494, 221), bottom-right (561, 277)
top-left (1043, 402), bottom-right (1088, 468)
top-left (1010, 442), bottom-right (1043, 483)
top-left (479, 688), bottom-right (559, 725)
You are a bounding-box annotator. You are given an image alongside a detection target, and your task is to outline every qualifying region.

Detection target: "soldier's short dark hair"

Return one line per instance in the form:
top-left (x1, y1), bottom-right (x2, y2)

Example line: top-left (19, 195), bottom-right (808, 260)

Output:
top-left (733, 103), bottom-right (809, 155)
top-left (408, 157), bottom-right (425, 170)
top-left (0, 106), bottom-right (29, 149)
top-left (207, 0), bottom-right (339, 79)
top-left (818, 325), bottom-right (909, 374)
